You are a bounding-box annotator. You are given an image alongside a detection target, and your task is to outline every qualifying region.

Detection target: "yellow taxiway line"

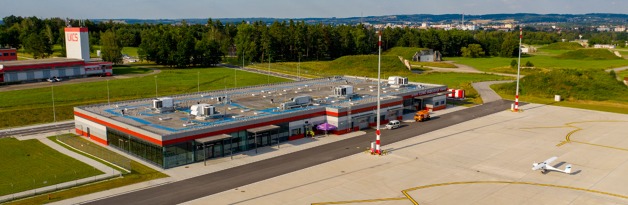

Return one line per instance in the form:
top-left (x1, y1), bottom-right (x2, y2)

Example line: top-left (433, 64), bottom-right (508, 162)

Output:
top-left (313, 180), bottom-right (628, 205)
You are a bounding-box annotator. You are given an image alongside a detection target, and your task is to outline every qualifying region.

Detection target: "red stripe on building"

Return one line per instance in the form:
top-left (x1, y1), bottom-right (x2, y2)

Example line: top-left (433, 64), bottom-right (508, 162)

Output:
top-left (2, 61), bottom-right (86, 71)
top-left (74, 111), bottom-right (164, 146)
top-left (75, 128), bottom-right (108, 145)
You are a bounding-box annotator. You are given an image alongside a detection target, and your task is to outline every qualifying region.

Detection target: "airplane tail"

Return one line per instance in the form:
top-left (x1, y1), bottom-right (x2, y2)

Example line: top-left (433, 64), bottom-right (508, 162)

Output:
top-left (564, 164), bottom-right (572, 174)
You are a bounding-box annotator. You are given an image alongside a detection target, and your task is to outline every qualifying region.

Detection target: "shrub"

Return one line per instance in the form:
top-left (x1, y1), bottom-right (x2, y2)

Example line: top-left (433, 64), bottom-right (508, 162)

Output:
top-left (525, 61), bottom-right (534, 67)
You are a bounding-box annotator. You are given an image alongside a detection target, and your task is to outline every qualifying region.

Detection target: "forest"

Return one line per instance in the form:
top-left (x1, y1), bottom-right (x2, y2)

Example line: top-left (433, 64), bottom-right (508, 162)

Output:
top-left (1, 15), bottom-right (628, 67)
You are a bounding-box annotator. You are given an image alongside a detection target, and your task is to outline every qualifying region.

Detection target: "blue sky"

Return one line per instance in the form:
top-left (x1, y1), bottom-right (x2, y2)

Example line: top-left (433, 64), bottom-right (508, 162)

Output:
top-left (1, 0), bottom-right (626, 19)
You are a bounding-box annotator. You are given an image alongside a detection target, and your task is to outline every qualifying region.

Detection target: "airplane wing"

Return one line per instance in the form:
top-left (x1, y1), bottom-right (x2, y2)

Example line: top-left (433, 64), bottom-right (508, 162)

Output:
top-left (543, 156), bottom-right (558, 164)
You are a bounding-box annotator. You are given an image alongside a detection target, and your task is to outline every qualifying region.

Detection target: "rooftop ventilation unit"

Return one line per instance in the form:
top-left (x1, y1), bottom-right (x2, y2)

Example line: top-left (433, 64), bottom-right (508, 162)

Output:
top-left (152, 97), bottom-right (175, 113)
top-left (280, 95), bottom-right (312, 110)
top-left (334, 85), bottom-right (356, 99)
top-left (191, 103), bottom-right (220, 120)
top-left (388, 76), bottom-right (408, 88)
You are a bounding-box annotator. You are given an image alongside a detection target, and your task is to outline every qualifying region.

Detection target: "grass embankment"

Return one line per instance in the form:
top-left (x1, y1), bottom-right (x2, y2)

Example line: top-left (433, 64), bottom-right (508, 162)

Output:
top-left (0, 138), bottom-right (102, 196)
top-left (0, 67), bottom-right (290, 129)
top-left (6, 135), bottom-right (168, 205)
top-left (250, 55), bottom-right (409, 78)
top-left (543, 42), bottom-right (584, 50)
top-left (493, 69), bottom-right (628, 114)
top-left (556, 49), bottom-right (621, 60)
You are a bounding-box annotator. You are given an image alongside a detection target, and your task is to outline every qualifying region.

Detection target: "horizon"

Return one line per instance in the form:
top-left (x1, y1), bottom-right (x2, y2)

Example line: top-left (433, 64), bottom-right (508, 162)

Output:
top-left (2, 0), bottom-right (627, 19)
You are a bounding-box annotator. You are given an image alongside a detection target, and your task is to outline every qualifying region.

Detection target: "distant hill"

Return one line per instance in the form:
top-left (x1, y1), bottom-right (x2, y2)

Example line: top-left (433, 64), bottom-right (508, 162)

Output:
top-left (91, 13), bottom-right (628, 25)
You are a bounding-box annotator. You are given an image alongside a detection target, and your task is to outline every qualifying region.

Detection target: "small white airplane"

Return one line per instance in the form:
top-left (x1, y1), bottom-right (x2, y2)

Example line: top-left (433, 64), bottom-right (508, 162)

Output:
top-left (532, 156), bottom-right (572, 174)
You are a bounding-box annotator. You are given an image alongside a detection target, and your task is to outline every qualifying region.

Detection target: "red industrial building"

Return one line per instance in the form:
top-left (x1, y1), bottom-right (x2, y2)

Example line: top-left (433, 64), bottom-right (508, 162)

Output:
top-left (0, 48), bottom-right (17, 61)
top-left (0, 27), bottom-right (112, 84)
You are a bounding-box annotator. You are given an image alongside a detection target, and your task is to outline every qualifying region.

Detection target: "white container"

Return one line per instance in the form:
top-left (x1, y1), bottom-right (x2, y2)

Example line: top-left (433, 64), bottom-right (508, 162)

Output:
top-left (554, 95), bottom-right (561, 102)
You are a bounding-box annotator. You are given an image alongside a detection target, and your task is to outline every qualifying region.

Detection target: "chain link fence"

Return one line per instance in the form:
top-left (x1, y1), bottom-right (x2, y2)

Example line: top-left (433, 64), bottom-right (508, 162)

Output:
top-left (56, 134), bottom-right (131, 171)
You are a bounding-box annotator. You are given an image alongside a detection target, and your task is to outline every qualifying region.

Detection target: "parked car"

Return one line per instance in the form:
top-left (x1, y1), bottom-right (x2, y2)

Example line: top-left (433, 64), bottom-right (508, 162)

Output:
top-left (385, 120), bottom-right (401, 129)
top-left (47, 76), bottom-right (62, 82)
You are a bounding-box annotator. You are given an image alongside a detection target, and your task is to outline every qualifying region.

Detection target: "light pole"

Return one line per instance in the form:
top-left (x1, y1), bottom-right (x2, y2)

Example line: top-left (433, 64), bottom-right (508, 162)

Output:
top-left (297, 55), bottom-right (301, 81)
top-left (374, 30), bottom-right (382, 155)
top-left (51, 84), bottom-right (56, 122)
top-left (268, 53), bottom-right (271, 84)
top-left (154, 76), bottom-right (158, 98)
top-left (514, 27), bottom-right (522, 112)
top-left (197, 71), bottom-right (200, 93)
top-left (107, 80), bottom-right (110, 107)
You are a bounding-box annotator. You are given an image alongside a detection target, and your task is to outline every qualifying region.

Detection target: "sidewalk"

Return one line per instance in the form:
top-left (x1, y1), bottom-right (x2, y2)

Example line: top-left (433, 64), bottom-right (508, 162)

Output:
top-left (0, 137), bottom-right (121, 203)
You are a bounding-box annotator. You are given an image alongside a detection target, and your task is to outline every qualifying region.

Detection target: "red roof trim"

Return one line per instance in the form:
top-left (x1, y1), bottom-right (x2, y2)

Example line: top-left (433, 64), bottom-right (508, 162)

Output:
top-left (64, 27), bottom-right (88, 32)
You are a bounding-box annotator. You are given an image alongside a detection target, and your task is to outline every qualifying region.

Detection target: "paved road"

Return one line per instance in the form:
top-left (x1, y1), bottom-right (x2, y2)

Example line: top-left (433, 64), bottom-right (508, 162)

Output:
top-left (87, 100), bottom-right (512, 205)
top-left (0, 122), bottom-right (74, 138)
top-left (472, 81), bottom-right (515, 103)
top-left (220, 64), bottom-right (300, 81)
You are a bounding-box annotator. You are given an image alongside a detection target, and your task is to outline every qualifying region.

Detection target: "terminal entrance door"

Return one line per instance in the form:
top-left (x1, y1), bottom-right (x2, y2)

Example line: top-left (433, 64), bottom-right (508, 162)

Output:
top-left (255, 131), bottom-right (271, 147)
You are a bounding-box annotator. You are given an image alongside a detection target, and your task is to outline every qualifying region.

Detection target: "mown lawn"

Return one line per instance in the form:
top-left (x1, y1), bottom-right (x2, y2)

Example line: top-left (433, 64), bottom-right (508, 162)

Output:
top-left (447, 55), bottom-right (628, 73)
top-left (0, 138), bottom-right (102, 196)
top-left (112, 65), bottom-right (153, 75)
top-left (0, 67), bottom-right (291, 128)
top-left (6, 135), bottom-right (168, 205)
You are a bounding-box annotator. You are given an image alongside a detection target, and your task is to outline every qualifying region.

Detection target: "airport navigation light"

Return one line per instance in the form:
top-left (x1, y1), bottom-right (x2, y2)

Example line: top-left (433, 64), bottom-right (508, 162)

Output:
top-left (374, 30), bottom-right (382, 155)
top-left (514, 27), bottom-right (522, 112)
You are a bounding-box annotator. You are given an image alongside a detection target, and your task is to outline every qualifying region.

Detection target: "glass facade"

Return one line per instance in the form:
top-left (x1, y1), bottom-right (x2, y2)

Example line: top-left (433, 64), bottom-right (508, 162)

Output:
top-left (106, 123), bottom-right (291, 169)
top-left (107, 129), bottom-right (164, 167)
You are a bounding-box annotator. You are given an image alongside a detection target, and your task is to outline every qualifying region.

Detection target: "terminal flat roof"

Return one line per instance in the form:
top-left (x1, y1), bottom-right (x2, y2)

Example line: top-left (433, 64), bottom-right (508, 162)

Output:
top-left (78, 76), bottom-right (446, 136)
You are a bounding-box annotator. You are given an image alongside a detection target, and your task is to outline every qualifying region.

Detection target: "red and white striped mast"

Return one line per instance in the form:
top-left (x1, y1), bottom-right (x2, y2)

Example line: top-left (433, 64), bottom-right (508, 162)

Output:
top-left (374, 30), bottom-right (383, 155)
top-left (514, 27), bottom-right (522, 112)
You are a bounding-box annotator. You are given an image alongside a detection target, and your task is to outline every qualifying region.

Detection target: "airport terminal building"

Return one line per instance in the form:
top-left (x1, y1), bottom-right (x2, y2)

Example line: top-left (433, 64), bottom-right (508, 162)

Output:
top-left (74, 76), bottom-right (449, 168)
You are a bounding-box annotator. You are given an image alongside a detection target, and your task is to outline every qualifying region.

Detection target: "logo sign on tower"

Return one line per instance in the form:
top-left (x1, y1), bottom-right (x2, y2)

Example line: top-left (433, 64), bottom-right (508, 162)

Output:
top-left (67, 33), bottom-right (79, 42)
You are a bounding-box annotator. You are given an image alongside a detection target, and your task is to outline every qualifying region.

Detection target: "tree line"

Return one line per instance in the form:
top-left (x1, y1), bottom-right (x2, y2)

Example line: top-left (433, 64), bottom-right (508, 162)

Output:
top-left (2, 15), bottom-right (628, 67)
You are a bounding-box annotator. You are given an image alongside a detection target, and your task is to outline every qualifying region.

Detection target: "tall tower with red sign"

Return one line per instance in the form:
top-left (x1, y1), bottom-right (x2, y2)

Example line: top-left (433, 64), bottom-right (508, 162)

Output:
top-left (65, 27), bottom-right (90, 62)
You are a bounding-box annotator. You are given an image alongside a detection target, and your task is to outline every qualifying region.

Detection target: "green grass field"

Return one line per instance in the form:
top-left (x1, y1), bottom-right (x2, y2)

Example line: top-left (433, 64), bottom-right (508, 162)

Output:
top-left (618, 70), bottom-right (628, 80)
top-left (121, 47), bottom-right (139, 58)
top-left (112, 65), bottom-right (153, 75)
top-left (492, 69), bottom-right (628, 114)
top-left (0, 138), bottom-right (103, 196)
top-left (250, 55), bottom-right (409, 78)
top-left (447, 55), bottom-right (628, 73)
top-left (5, 135), bottom-right (168, 205)
top-left (0, 67), bottom-right (290, 129)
